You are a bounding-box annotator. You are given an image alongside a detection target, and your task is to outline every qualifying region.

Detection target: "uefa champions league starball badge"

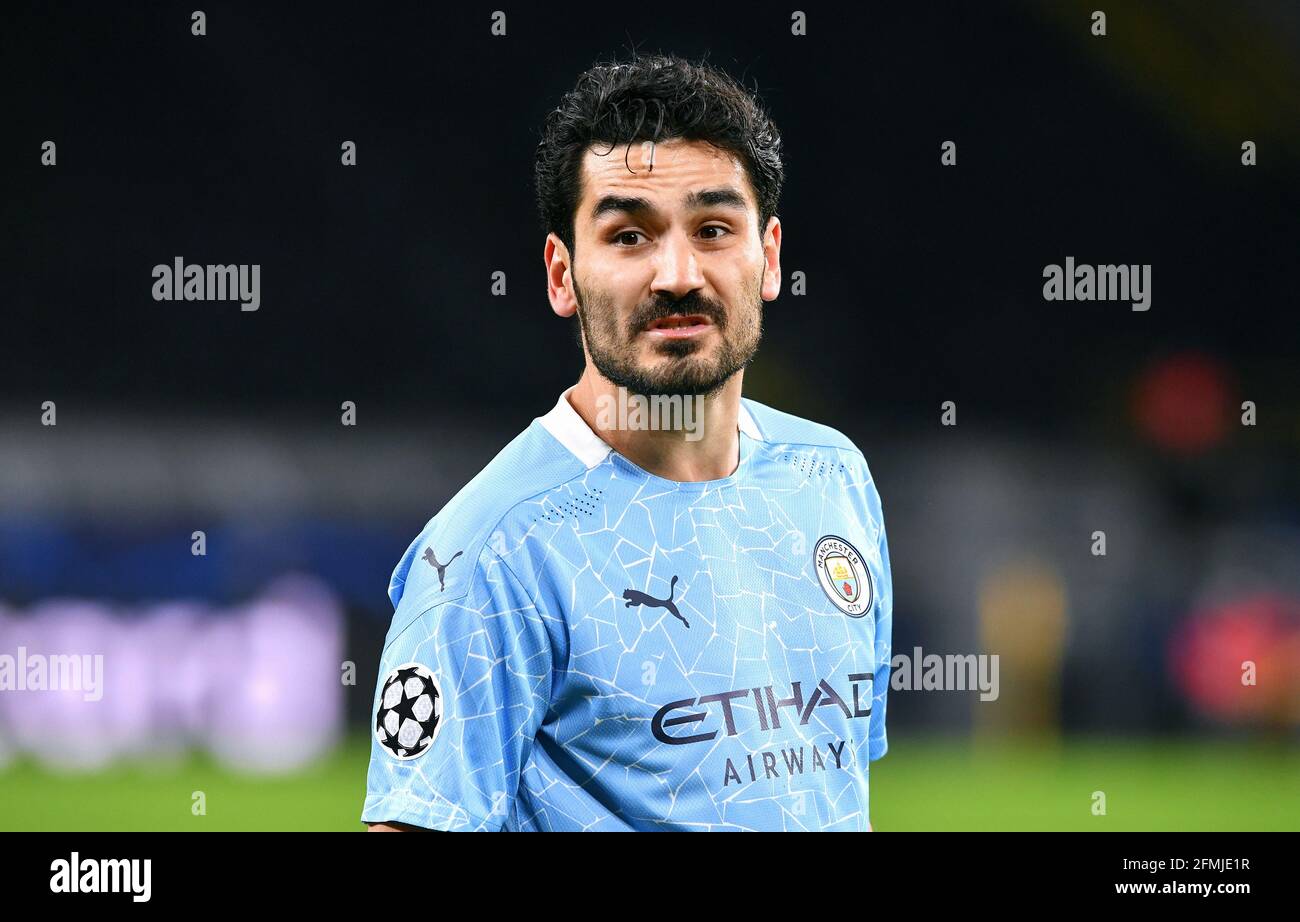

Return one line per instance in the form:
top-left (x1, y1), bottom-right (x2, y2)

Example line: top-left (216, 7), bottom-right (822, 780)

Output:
top-left (375, 663), bottom-right (443, 759)
top-left (814, 535), bottom-right (874, 618)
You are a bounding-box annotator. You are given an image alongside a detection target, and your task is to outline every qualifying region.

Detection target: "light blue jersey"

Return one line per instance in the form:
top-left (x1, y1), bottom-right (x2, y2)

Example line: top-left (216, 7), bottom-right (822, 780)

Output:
top-left (362, 388), bottom-right (892, 831)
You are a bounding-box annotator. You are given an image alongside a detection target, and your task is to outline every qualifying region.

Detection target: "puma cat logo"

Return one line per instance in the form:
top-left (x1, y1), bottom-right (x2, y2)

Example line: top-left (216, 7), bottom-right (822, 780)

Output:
top-left (422, 546), bottom-right (462, 591)
top-left (623, 575), bottom-right (688, 629)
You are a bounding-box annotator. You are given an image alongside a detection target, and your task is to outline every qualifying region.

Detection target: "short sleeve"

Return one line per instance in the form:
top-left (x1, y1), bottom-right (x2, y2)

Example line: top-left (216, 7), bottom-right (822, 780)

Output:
top-left (361, 549), bottom-right (553, 830)
top-left (868, 494), bottom-right (893, 761)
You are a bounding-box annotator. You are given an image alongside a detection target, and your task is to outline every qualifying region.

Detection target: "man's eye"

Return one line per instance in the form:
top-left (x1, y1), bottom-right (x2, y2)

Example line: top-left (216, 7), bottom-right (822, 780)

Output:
top-left (612, 227), bottom-right (729, 246)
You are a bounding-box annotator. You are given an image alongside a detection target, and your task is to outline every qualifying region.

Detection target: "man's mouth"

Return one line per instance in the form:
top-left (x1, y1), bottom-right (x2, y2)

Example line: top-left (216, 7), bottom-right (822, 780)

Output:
top-left (643, 314), bottom-right (713, 339)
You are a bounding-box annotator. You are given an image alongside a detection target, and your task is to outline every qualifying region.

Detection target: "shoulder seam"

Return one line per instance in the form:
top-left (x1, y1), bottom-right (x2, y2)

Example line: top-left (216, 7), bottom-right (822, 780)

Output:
top-left (740, 401), bottom-right (866, 458)
top-left (761, 439), bottom-right (866, 460)
top-left (383, 461), bottom-right (594, 653)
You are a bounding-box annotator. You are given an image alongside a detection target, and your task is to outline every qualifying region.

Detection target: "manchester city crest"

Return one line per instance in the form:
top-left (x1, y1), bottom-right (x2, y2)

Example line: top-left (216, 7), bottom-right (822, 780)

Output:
top-left (813, 535), bottom-right (873, 618)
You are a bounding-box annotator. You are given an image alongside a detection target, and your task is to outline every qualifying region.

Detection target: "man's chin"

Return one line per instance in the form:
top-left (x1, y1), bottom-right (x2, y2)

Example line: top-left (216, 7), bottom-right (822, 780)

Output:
top-left (623, 366), bottom-right (736, 399)
top-left (589, 337), bottom-right (753, 399)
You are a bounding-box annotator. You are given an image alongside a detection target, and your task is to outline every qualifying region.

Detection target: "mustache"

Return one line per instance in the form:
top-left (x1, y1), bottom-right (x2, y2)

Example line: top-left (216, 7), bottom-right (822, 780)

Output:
top-left (628, 296), bottom-right (727, 333)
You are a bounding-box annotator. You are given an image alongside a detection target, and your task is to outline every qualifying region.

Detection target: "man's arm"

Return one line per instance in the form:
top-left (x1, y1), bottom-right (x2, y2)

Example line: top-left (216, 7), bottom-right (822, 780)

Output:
top-left (366, 821), bottom-right (433, 832)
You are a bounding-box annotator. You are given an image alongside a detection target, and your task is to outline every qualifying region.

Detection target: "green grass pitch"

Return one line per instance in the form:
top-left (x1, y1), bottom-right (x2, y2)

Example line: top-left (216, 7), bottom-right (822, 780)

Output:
top-left (2, 736), bottom-right (1296, 831)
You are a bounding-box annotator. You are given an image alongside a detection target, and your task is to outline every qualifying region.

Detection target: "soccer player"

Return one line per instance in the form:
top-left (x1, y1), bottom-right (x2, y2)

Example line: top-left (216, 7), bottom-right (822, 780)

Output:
top-left (364, 53), bottom-right (892, 831)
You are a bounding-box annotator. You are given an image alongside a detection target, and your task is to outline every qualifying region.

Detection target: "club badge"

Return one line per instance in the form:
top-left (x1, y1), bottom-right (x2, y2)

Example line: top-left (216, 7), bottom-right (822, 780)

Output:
top-left (814, 534), bottom-right (874, 618)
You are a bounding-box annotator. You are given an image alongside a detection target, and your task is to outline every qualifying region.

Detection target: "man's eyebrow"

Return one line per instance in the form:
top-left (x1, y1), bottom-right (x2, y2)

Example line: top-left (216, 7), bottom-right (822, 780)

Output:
top-left (683, 187), bottom-right (749, 212)
top-left (591, 195), bottom-right (653, 221)
top-left (590, 187), bottom-right (750, 221)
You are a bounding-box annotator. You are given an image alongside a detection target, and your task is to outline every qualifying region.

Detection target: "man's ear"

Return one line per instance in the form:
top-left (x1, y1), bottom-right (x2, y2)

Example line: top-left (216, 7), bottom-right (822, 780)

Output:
top-left (545, 233), bottom-right (578, 318)
top-left (760, 215), bottom-right (782, 302)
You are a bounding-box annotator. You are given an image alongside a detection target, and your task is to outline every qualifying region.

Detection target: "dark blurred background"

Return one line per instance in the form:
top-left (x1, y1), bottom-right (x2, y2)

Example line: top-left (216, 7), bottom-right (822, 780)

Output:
top-left (1, 1), bottom-right (1297, 829)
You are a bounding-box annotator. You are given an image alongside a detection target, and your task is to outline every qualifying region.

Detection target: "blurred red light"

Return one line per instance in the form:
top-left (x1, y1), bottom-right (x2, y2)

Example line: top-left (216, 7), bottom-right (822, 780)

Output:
top-left (1132, 352), bottom-right (1232, 454)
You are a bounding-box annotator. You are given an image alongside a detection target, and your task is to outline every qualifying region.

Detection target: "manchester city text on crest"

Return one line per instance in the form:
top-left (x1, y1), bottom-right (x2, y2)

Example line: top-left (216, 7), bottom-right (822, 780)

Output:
top-left (813, 535), bottom-right (873, 617)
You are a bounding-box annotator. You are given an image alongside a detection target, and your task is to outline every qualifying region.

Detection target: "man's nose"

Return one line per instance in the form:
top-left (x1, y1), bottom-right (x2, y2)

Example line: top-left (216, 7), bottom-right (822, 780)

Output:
top-left (650, 229), bottom-right (706, 299)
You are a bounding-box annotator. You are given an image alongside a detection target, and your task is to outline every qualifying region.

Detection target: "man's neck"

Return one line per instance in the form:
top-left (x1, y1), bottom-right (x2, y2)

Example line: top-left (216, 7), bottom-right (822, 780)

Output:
top-left (567, 366), bottom-right (744, 482)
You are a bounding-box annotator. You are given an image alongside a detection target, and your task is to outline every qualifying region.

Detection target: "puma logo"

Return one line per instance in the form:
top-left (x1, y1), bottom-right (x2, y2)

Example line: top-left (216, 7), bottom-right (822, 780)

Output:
top-left (422, 546), bottom-right (462, 591)
top-left (623, 575), bottom-right (688, 629)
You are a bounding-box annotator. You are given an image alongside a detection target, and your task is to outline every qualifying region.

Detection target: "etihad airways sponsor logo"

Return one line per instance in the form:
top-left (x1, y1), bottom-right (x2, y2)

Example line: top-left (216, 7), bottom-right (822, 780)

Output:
top-left (723, 739), bottom-right (852, 787)
top-left (651, 673), bottom-right (873, 746)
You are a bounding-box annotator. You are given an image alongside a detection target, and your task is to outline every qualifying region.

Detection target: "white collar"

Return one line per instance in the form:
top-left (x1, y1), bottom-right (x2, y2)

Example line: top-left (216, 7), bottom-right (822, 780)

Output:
top-left (538, 386), bottom-right (763, 469)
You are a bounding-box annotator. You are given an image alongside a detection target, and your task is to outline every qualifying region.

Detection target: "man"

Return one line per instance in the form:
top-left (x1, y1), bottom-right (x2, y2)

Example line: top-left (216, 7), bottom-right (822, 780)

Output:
top-left (364, 53), bottom-right (892, 831)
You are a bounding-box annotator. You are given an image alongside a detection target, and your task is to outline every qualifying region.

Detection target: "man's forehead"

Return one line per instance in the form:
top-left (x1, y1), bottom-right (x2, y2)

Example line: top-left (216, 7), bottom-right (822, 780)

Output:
top-left (578, 139), bottom-right (755, 216)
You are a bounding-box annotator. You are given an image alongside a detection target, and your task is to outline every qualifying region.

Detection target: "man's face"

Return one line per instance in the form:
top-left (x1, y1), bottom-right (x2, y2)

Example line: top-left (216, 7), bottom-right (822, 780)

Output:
top-left (566, 138), bottom-right (777, 398)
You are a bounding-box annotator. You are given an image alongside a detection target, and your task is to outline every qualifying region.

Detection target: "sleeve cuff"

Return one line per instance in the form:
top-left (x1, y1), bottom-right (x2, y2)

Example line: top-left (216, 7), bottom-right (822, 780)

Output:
top-left (361, 793), bottom-right (500, 831)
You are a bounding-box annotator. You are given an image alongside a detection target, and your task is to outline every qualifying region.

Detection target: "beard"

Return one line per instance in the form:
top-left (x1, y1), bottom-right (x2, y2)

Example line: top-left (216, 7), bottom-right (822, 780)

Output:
top-left (572, 270), bottom-right (763, 399)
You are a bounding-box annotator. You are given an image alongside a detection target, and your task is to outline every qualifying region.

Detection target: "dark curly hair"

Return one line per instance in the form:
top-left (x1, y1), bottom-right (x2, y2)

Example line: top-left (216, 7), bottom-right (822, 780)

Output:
top-left (534, 52), bottom-right (785, 260)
